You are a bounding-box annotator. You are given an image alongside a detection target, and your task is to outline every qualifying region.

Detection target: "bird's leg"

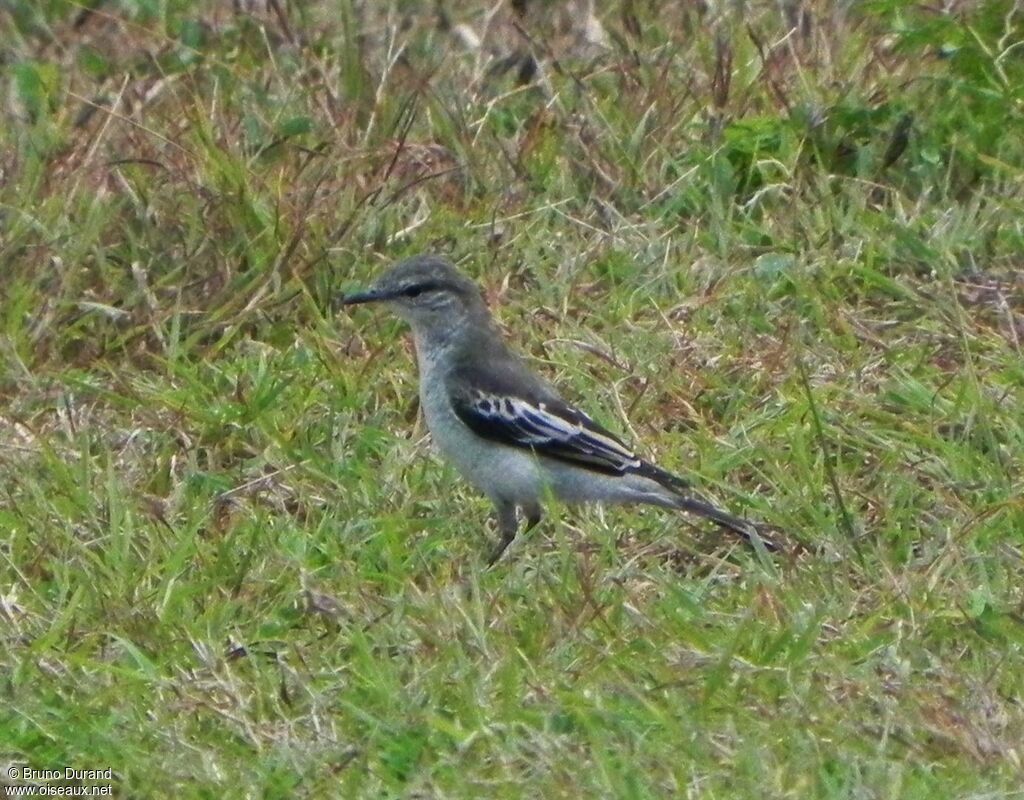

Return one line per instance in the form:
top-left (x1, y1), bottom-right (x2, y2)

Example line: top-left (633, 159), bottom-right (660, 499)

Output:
top-left (487, 501), bottom-right (519, 566)
top-left (522, 503), bottom-right (542, 534)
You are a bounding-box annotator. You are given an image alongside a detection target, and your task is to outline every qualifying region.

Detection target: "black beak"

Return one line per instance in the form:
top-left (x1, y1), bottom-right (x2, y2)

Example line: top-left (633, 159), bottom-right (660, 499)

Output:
top-left (339, 287), bottom-right (390, 306)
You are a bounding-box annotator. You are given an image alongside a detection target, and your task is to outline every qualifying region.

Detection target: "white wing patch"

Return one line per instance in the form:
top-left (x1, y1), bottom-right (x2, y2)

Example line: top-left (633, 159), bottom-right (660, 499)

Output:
top-left (468, 391), bottom-right (642, 472)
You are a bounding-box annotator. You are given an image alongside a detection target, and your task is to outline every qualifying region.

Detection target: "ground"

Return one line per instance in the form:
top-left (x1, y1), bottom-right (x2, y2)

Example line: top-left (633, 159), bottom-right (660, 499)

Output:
top-left (2, 1), bottom-right (1023, 797)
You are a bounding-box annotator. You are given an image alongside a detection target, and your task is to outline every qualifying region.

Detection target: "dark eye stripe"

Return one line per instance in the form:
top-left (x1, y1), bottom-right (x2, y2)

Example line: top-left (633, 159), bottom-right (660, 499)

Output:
top-left (402, 280), bottom-right (452, 298)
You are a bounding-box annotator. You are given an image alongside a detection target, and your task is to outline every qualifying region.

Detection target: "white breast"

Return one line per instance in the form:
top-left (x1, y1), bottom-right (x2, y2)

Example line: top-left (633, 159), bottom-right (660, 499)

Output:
top-left (414, 342), bottom-right (545, 506)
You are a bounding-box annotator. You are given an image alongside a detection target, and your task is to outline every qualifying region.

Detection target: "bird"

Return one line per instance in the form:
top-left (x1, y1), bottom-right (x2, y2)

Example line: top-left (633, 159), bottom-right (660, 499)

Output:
top-left (340, 254), bottom-right (770, 564)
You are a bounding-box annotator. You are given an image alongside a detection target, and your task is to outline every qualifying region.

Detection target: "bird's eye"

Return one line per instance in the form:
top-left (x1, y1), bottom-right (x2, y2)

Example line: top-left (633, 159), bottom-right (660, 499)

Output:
top-left (403, 285), bottom-right (424, 298)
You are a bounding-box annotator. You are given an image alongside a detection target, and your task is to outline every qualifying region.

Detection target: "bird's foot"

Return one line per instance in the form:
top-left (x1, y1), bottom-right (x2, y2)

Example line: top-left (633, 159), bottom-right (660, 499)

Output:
top-left (486, 524), bottom-right (519, 566)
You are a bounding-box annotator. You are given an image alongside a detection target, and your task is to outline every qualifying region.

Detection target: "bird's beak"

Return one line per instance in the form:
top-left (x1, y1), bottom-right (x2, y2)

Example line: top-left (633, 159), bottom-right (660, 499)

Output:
top-left (338, 286), bottom-right (391, 306)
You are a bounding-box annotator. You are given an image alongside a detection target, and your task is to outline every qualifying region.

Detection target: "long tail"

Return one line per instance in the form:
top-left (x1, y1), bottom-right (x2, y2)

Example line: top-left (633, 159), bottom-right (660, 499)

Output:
top-left (673, 494), bottom-right (768, 546)
top-left (636, 462), bottom-right (775, 551)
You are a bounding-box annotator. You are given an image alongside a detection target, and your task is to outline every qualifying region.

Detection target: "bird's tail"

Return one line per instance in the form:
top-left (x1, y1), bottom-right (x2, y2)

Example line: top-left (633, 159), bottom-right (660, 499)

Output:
top-left (637, 462), bottom-right (775, 552)
top-left (671, 494), bottom-right (767, 547)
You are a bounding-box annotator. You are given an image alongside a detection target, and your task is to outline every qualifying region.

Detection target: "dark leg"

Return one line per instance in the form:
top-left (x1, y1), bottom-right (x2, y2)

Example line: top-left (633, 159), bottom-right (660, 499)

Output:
top-left (487, 501), bottom-right (519, 566)
top-left (522, 503), bottom-right (542, 534)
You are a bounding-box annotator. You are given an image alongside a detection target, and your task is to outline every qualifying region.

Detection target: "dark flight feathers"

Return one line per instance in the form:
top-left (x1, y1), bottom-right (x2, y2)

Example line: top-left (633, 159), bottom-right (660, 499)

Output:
top-left (445, 356), bottom-right (770, 550)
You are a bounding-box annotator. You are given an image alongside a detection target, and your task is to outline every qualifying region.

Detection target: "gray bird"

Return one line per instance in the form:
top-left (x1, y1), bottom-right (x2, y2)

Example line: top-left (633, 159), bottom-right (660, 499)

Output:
top-left (341, 254), bottom-right (769, 564)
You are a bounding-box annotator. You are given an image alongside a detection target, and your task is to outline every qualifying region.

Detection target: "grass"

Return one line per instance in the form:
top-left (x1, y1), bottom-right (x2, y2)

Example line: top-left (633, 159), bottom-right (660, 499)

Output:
top-left (2, 0), bottom-right (1023, 796)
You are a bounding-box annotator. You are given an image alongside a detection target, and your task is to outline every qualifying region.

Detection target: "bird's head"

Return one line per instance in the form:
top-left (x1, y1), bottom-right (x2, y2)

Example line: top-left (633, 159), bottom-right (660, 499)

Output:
top-left (340, 255), bottom-right (488, 332)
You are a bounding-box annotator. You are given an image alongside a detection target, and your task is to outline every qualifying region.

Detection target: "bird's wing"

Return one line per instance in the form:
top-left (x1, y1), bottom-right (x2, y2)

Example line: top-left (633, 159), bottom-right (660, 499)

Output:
top-left (446, 363), bottom-right (643, 475)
